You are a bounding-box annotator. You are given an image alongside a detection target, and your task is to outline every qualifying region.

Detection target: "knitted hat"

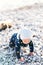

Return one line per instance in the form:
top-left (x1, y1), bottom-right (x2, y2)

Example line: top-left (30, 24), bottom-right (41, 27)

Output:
top-left (18, 28), bottom-right (32, 40)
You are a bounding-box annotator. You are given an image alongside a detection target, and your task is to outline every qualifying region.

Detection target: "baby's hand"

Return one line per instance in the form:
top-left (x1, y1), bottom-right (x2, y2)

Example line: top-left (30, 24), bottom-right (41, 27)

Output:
top-left (19, 57), bottom-right (25, 62)
top-left (28, 52), bottom-right (34, 56)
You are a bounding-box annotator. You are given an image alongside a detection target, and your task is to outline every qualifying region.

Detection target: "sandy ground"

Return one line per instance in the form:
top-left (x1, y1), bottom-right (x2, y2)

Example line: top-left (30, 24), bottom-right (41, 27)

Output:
top-left (0, 3), bottom-right (43, 65)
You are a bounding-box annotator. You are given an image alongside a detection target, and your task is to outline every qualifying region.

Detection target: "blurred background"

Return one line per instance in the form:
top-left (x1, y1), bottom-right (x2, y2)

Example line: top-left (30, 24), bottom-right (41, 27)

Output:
top-left (0, 0), bottom-right (43, 11)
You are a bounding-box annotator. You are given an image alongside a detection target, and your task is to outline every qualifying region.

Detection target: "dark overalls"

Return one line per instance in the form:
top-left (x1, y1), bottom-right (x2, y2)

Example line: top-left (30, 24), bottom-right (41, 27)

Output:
top-left (9, 33), bottom-right (34, 59)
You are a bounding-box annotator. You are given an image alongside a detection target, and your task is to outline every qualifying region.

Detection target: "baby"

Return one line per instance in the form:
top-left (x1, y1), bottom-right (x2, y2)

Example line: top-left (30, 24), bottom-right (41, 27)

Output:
top-left (9, 28), bottom-right (34, 61)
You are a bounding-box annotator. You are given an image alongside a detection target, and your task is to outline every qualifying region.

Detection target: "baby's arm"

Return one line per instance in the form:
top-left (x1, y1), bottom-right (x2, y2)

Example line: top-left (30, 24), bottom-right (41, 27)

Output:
top-left (15, 40), bottom-right (25, 61)
top-left (28, 40), bottom-right (34, 55)
top-left (15, 40), bottom-right (21, 59)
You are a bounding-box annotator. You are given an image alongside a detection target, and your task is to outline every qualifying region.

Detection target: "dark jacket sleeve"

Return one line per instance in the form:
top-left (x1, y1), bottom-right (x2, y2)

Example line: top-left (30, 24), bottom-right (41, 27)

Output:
top-left (15, 39), bottom-right (21, 59)
top-left (29, 40), bottom-right (34, 52)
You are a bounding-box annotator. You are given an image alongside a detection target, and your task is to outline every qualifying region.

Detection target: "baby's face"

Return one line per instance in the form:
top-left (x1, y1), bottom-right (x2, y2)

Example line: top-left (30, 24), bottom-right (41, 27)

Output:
top-left (22, 39), bottom-right (30, 44)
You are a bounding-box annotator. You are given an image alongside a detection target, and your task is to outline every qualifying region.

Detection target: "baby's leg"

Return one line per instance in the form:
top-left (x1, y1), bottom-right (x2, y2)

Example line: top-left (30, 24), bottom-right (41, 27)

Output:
top-left (9, 33), bottom-right (17, 48)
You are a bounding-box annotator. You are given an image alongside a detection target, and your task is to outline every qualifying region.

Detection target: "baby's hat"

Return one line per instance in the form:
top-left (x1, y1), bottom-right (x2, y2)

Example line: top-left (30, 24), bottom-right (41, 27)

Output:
top-left (17, 28), bottom-right (32, 40)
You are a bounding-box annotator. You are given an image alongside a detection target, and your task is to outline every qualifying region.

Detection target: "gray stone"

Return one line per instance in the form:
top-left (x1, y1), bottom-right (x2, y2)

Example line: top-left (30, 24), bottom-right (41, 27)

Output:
top-left (41, 62), bottom-right (43, 65)
top-left (0, 57), bottom-right (4, 62)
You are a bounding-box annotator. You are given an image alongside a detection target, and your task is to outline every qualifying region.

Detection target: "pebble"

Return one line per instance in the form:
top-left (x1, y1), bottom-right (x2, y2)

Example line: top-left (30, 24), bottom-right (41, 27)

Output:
top-left (41, 62), bottom-right (43, 65)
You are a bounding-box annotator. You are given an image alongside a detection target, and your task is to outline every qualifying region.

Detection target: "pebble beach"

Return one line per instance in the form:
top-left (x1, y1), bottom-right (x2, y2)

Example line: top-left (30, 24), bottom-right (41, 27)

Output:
top-left (0, 3), bottom-right (43, 65)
